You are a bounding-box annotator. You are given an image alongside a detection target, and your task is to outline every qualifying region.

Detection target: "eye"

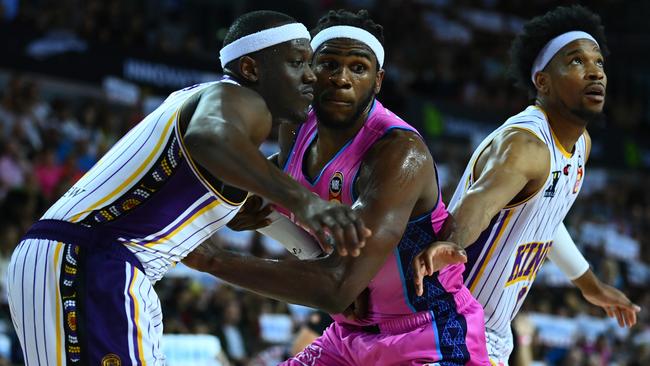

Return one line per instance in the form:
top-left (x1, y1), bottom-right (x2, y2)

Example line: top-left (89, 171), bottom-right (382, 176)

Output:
top-left (596, 59), bottom-right (605, 67)
top-left (570, 57), bottom-right (583, 65)
top-left (351, 64), bottom-right (367, 74)
top-left (290, 60), bottom-right (305, 67)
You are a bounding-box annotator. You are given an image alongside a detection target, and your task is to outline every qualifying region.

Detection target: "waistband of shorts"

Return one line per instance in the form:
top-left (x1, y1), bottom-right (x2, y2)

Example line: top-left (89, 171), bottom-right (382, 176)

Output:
top-left (23, 219), bottom-right (144, 272)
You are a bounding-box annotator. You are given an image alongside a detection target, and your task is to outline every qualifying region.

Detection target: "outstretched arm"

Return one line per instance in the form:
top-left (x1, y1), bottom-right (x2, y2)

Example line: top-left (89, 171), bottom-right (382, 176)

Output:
top-left (182, 84), bottom-right (369, 255)
top-left (550, 223), bottom-right (640, 327)
top-left (413, 129), bottom-right (550, 293)
top-left (184, 131), bottom-right (442, 313)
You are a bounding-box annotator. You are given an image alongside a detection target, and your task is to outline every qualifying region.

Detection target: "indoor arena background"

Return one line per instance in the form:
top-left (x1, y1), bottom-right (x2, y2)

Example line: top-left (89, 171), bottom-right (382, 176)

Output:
top-left (0, 0), bottom-right (648, 365)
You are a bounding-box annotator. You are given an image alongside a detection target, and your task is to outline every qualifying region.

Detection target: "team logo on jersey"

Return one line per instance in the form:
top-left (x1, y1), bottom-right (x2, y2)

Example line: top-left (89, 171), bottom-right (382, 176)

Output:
top-left (544, 171), bottom-right (562, 198)
top-left (506, 241), bottom-right (553, 286)
top-left (67, 311), bottom-right (77, 331)
top-left (573, 164), bottom-right (583, 194)
top-left (329, 172), bottom-right (344, 202)
top-left (101, 354), bottom-right (121, 366)
top-left (563, 164), bottom-right (571, 175)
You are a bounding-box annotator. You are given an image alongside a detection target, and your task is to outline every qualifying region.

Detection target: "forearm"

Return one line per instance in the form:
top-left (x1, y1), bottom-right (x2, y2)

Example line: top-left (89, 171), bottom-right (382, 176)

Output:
top-left (448, 191), bottom-right (498, 248)
top-left (205, 250), bottom-right (348, 313)
top-left (571, 268), bottom-right (601, 295)
top-left (184, 126), bottom-right (308, 212)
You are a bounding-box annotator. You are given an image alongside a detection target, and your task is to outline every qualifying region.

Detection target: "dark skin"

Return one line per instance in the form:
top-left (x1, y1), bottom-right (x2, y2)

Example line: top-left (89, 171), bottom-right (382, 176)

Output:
top-left (413, 39), bottom-right (640, 326)
top-left (181, 35), bottom-right (370, 256)
top-left (184, 38), bottom-right (466, 314)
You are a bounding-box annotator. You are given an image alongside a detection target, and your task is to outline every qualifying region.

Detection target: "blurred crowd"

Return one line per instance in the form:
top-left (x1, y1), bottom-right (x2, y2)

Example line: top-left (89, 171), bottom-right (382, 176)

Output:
top-left (1, 0), bottom-right (649, 365)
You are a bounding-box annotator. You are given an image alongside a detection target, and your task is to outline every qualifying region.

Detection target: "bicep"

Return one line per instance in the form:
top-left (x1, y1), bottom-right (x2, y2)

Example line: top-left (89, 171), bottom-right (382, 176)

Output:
top-left (458, 131), bottom-right (548, 218)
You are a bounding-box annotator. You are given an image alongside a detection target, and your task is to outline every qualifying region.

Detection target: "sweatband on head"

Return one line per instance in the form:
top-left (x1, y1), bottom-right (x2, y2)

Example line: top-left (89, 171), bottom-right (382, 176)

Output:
top-left (531, 31), bottom-right (599, 84)
top-left (220, 22), bottom-right (311, 69)
top-left (310, 25), bottom-right (385, 68)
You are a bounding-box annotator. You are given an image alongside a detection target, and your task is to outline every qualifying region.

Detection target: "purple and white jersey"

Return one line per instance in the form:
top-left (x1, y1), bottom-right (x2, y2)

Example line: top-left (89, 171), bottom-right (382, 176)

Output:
top-left (450, 105), bottom-right (587, 356)
top-left (42, 80), bottom-right (245, 283)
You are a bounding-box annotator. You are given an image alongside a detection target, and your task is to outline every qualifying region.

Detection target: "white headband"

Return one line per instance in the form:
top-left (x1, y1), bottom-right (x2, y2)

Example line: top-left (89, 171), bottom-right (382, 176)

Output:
top-left (531, 31), bottom-right (599, 84)
top-left (311, 25), bottom-right (385, 68)
top-left (219, 22), bottom-right (311, 69)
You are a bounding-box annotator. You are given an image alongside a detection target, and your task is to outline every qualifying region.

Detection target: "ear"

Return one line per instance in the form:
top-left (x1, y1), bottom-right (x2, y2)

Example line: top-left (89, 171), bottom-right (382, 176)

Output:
top-left (534, 71), bottom-right (550, 95)
top-left (374, 69), bottom-right (385, 94)
top-left (239, 56), bottom-right (259, 83)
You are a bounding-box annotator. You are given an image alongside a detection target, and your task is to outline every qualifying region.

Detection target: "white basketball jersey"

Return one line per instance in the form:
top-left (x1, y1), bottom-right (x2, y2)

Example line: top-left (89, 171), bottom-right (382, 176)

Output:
top-left (449, 106), bottom-right (587, 338)
top-left (42, 80), bottom-right (246, 282)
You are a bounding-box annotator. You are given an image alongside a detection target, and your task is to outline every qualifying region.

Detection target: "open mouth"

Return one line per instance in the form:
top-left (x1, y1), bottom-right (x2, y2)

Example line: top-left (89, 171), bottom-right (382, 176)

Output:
top-left (584, 84), bottom-right (605, 97)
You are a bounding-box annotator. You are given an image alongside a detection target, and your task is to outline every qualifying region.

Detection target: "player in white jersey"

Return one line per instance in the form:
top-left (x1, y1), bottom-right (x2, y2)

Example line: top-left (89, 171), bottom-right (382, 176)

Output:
top-left (6, 11), bottom-right (370, 365)
top-left (412, 5), bottom-right (640, 365)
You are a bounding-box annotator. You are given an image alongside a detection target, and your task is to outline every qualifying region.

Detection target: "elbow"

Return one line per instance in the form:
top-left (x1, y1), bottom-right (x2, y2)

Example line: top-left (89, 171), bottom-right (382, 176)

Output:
top-left (311, 266), bottom-right (358, 314)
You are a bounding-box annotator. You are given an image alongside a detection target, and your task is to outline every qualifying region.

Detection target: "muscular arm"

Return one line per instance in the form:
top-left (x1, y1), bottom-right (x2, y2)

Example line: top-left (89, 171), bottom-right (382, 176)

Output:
top-left (448, 129), bottom-right (550, 248)
top-left (182, 85), bottom-right (368, 251)
top-left (182, 84), bottom-right (310, 213)
top-left (186, 131), bottom-right (435, 313)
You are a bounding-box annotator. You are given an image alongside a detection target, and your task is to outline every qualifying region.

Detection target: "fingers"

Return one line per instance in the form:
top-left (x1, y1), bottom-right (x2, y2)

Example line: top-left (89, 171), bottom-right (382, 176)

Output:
top-left (614, 307), bottom-right (624, 328)
top-left (412, 254), bottom-right (426, 296)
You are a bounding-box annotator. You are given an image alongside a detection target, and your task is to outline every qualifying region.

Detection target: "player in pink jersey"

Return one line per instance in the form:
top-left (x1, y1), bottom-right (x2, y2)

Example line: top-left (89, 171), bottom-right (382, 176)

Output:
top-left (185, 10), bottom-right (490, 365)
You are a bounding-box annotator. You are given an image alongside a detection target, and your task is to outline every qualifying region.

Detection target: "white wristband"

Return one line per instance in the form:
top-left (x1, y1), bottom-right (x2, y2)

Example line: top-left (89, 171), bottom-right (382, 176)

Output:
top-left (548, 223), bottom-right (590, 280)
top-left (256, 206), bottom-right (323, 260)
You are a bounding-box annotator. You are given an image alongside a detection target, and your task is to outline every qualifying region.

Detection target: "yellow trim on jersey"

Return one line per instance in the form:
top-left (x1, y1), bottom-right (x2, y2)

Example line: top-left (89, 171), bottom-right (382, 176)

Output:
top-left (174, 110), bottom-right (246, 207)
top-left (532, 105), bottom-right (573, 158)
top-left (143, 199), bottom-right (221, 247)
top-left (469, 210), bottom-right (515, 293)
top-left (549, 126), bottom-right (573, 158)
top-left (128, 269), bottom-right (147, 365)
top-left (69, 112), bottom-right (178, 223)
top-left (53, 242), bottom-right (64, 366)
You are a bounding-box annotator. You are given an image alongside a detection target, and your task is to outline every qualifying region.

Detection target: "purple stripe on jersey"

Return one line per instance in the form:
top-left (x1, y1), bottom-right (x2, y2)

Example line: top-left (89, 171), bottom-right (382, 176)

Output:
top-left (476, 207), bottom-right (526, 298)
top-left (105, 162), bottom-right (209, 240)
top-left (465, 211), bottom-right (508, 288)
top-left (127, 265), bottom-right (139, 365)
top-left (41, 241), bottom-right (51, 366)
top-left (32, 243), bottom-right (42, 366)
top-left (176, 211), bottom-right (235, 257)
top-left (63, 112), bottom-right (167, 219)
top-left (463, 213), bottom-right (501, 282)
top-left (20, 242), bottom-right (31, 365)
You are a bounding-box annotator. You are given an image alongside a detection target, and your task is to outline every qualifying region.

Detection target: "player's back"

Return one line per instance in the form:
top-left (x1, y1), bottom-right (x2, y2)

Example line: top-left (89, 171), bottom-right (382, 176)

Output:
top-left (42, 79), bottom-right (247, 282)
top-left (450, 105), bottom-right (587, 338)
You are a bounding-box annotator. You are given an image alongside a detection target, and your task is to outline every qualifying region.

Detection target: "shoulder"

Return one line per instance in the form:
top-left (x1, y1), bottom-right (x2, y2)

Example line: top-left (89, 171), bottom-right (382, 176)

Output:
top-left (490, 128), bottom-right (550, 177)
top-left (362, 129), bottom-right (433, 179)
top-left (202, 82), bottom-right (271, 122)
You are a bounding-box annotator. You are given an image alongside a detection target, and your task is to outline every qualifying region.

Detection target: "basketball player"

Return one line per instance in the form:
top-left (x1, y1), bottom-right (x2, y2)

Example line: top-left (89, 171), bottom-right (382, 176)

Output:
top-left (6, 11), bottom-right (371, 365)
top-left (412, 6), bottom-right (640, 365)
top-left (185, 10), bottom-right (490, 365)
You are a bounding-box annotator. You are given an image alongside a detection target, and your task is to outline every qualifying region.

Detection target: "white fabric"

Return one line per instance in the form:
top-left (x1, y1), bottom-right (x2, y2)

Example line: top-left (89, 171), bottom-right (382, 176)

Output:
top-left (219, 23), bottom-right (311, 68)
top-left (531, 31), bottom-right (599, 84)
top-left (311, 25), bottom-right (385, 67)
top-left (548, 222), bottom-right (590, 280)
top-left (257, 210), bottom-right (323, 260)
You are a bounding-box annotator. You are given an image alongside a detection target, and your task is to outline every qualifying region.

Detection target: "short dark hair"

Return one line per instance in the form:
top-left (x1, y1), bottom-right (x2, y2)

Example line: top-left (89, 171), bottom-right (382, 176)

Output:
top-left (508, 5), bottom-right (609, 98)
top-left (222, 10), bottom-right (297, 70)
top-left (311, 9), bottom-right (384, 68)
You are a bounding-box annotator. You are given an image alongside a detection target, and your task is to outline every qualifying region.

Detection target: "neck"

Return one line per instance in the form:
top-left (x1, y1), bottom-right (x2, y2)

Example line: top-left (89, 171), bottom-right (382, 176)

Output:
top-left (315, 100), bottom-right (373, 159)
top-left (535, 98), bottom-right (586, 154)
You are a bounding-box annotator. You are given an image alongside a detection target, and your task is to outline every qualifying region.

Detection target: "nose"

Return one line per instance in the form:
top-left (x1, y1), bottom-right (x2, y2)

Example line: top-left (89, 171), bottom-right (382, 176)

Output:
top-left (586, 61), bottom-right (605, 81)
top-left (328, 67), bottom-right (352, 88)
top-left (304, 64), bottom-right (316, 84)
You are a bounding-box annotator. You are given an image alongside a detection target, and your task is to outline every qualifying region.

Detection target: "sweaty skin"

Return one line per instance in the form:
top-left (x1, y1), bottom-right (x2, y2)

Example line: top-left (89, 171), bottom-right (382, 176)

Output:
top-left (183, 38), bottom-right (465, 313)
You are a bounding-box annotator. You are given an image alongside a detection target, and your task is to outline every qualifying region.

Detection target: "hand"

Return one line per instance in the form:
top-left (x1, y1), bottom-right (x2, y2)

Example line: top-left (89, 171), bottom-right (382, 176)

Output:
top-left (581, 282), bottom-right (641, 328)
top-left (182, 239), bottom-right (225, 273)
top-left (293, 196), bottom-right (371, 257)
top-left (227, 195), bottom-right (274, 231)
top-left (412, 241), bottom-right (467, 296)
top-left (342, 288), bottom-right (370, 321)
